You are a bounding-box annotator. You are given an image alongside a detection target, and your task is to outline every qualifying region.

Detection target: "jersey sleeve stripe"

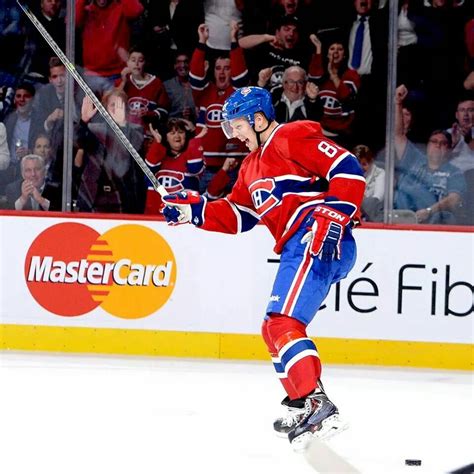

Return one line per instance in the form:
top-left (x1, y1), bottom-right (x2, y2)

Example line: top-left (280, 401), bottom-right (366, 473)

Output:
top-left (330, 173), bottom-right (366, 183)
top-left (327, 153), bottom-right (364, 181)
top-left (325, 152), bottom-right (349, 180)
top-left (232, 69), bottom-right (249, 81)
top-left (227, 200), bottom-right (260, 233)
top-left (189, 72), bottom-right (207, 90)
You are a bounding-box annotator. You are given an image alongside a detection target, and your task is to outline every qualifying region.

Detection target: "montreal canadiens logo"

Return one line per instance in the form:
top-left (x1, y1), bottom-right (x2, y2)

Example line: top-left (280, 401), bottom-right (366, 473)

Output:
top-left (128, 97), bottom-right (149, 117)
top-left (249, 178), bottom-right (279, 216)
top-left (206, 103), bottom-right (224, 128)
top-left (24, 223), bottom-right (177, 319)
top-left (156, 170), bottom-right (185, 193)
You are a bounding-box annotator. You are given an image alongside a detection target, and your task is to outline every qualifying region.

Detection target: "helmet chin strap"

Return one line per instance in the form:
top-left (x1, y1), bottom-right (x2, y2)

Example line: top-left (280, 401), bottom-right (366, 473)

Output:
top-left (253, 119), bottom-right (272, 147)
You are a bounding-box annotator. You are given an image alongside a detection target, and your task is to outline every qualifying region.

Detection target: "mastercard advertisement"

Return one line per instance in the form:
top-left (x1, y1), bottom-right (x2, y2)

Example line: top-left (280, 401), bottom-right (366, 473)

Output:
top-left (24, 222), bottom-right (177, 319)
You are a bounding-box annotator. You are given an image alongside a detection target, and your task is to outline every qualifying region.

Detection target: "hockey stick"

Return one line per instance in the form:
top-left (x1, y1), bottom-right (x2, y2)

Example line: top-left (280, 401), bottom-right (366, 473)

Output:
top-left (304, 437), bottom-right (361, 473)
top-left (16, 0), bottom-right (168, 199)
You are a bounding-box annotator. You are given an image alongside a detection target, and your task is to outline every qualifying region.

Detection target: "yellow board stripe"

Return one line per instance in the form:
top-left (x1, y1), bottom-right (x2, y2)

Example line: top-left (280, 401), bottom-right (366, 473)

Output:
top-left (0, 324), bottom-right (472, 370)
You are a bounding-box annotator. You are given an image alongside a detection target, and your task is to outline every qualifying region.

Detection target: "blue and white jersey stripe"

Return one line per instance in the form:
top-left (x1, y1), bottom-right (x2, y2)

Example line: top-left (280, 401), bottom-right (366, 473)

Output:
top-left (225, 199), bottom-right (260, 233)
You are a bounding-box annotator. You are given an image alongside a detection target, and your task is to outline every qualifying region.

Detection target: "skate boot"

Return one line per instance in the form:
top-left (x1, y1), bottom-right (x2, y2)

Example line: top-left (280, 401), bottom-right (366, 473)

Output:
top-left (288, 391), bottom-right (348, 451)
top-left (273, 396), bottom-right (306, 437)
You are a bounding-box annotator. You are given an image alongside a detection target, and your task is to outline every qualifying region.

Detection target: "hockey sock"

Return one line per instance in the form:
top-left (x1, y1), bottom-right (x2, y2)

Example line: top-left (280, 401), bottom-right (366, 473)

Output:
top-left (262, 317), bottom-right (296, 397)
top-left (262, 314), bottom-right (321, 399)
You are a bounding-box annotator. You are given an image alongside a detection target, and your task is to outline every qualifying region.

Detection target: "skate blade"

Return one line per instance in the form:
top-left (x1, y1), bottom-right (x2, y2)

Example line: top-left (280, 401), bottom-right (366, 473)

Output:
top-left (291, 414), bottom-right (349, 452)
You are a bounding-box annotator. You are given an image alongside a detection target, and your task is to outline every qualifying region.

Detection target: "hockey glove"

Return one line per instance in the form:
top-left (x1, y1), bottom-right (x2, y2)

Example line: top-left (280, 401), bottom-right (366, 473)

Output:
top-left (301, 205), bottom-right (351, 262)
top-left (162, 191), bottom-right (206, 226)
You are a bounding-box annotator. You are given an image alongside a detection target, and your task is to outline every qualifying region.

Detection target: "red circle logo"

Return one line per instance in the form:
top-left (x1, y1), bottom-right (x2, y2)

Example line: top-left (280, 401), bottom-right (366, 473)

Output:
top-left (24, 222), bottom-right (177, 318)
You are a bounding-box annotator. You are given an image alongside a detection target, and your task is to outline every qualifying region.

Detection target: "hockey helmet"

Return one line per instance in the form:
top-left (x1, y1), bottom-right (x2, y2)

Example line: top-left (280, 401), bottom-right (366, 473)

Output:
top-left (221, 86), bottom-right (275, 138)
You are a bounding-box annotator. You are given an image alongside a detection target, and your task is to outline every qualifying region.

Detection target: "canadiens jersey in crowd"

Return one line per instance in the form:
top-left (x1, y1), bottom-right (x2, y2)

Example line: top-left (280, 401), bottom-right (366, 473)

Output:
top-left (189, 44), bottom-right (249, 167)
top-left (145, 137), bottom-right (204, 214)
top-left (120, 74), bottom-right (171, 128)
top-left (309, 55), bottom-right (360, 135)
top-left (197, 121), bottom-right (365, 254)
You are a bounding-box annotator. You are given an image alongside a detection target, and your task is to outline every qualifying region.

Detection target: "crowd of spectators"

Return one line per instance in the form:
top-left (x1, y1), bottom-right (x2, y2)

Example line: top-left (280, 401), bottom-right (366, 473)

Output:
top-left (0, 0), bottom-right (472, 225)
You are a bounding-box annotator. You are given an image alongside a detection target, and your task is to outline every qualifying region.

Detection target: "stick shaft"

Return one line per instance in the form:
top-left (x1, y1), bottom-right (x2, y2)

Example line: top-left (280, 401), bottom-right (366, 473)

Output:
top-left (16, 0), bottom-right (161, 192)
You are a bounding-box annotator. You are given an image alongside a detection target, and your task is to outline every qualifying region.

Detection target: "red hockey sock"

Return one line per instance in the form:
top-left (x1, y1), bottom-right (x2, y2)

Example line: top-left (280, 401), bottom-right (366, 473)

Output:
top-left (262, 314), bottom-right (321, 399)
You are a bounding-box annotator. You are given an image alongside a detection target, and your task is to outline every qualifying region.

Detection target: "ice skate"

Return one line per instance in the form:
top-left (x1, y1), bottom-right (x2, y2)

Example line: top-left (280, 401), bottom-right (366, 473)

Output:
top-left (273, 396), bottom-right (306, 437)
top-left (288, 391), bottom-right (348, 451)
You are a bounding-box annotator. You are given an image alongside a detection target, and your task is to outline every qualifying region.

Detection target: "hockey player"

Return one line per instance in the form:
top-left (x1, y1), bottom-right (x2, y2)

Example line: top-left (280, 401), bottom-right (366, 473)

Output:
top-left (161, 86), bottom-right (365, 450)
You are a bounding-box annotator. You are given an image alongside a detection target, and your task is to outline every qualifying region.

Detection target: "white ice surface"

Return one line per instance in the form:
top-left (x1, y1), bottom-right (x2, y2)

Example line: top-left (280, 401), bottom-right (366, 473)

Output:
top-left (0, 352), bottom-right (472, 474)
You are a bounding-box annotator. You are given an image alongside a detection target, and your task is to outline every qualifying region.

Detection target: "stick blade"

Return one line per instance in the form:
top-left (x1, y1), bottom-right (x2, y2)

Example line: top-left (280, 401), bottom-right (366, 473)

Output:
top-left (304, 437), bottom-right (360, 473)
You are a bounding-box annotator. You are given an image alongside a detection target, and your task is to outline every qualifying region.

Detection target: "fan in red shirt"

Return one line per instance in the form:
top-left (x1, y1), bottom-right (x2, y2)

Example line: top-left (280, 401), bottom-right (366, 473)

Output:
top-left (76, 0), bottom-right (144, 90)
top-left (308, 34), bottom-right (360, 147)
top-left (144, 118), bottom-right (204, 214)
top-left (189, 21), bottom-right (249, 193)
top-left (116, 47), bottom-right (171, 130)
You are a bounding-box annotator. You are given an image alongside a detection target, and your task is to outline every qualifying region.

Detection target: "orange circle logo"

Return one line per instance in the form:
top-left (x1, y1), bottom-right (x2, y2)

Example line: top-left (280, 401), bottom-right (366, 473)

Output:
top-left (24, 223), bottom-right (177, 319)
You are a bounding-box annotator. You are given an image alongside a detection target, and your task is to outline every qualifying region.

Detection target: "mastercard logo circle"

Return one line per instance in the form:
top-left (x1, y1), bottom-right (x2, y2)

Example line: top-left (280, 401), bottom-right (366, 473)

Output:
top-left (24, 223), bottom-right (177, 319)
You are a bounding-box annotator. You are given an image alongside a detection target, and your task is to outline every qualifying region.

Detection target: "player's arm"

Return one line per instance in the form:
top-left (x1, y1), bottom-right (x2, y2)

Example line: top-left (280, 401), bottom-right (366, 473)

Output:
top-left (161, 192), bottom-right (260, 233)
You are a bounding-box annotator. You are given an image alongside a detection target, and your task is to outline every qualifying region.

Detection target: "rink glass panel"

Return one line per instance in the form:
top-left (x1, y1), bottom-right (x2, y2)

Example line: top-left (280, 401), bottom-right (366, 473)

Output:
top-left (0, 0), bottom-right (471, 226)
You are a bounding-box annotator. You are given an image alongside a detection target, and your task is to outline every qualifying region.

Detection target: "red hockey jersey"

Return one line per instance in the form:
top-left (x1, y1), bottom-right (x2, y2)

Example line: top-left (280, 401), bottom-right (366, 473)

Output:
top-left (308, 54), bottom-right (360, 134)
top-left (197, 121), bottom-right (366, 254)
top-left (119, 74), bottom-right (170, 128)
top-left (145, 137), bottom-right (204, 214)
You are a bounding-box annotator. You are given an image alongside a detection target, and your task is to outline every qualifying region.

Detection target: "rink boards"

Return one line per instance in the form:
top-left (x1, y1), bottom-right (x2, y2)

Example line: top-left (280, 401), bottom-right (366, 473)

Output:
top-left (0, 213), bottom-right (472, 370)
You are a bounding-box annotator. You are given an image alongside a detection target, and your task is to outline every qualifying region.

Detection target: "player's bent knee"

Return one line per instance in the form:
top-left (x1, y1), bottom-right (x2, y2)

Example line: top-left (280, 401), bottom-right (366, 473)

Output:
top-left (265, 313), bottom-right (308, 352)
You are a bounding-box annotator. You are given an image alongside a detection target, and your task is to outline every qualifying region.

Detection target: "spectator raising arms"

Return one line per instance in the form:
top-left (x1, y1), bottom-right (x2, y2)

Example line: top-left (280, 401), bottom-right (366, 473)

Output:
top-left (144, 118), bottom-right (204, 214)
top-left (190, 21), bottom-right (249, 192)
top-left (238, 14), bottom-right (312, 88)
top-left (116, 47), bottom-right (170, 130)
top-left (75, 92), bottom-right (146, 214)
top-left (309, 34), bottom-right (360, 147)
top-left (394, 86), bottom-right (466, 224)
